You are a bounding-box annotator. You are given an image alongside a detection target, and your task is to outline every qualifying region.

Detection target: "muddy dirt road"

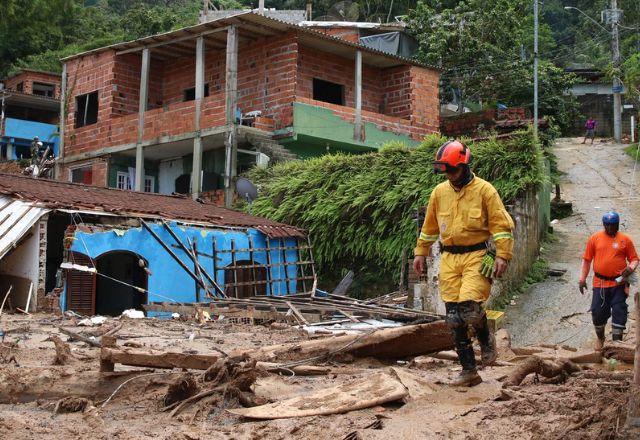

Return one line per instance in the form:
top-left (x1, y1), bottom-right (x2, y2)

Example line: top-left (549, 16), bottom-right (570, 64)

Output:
top-left (505, 138), bottom-right (640, 348)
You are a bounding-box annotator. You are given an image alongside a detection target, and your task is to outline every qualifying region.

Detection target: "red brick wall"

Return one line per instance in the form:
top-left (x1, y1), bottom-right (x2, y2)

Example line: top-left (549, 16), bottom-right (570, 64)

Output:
top-left (64, 50), bottom-right (117, 158)
top-left (408, 66), bottom-right (440, 134)
top-left (296, 45), bottom-right (383, 114)
top-left (382, 66), bottom-right (411, 119)
top-left (5, 70), bottom-right (62, 99)
top-left (238, 33), bottom-right (298, 130)
top-left (441, 107), bottom-right (528, 137)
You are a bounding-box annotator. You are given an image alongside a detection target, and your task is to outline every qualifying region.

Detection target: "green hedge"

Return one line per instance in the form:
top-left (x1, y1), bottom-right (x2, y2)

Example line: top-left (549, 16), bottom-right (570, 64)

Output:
top-left (246, 129), bottom-right (547, 296)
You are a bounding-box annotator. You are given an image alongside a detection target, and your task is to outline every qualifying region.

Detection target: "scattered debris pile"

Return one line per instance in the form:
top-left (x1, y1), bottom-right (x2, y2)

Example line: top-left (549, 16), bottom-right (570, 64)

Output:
top-left (144, 292), bottom-right (440, 327)
top-left (0, 311), bottom-right (639, 439)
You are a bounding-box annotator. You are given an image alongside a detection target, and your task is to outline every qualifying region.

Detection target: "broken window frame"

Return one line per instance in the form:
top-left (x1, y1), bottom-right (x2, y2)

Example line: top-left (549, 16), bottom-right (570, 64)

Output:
top-left (215, 237), bottom-right (316, 297)
top-left (74, 91), bottom-right (99, 128)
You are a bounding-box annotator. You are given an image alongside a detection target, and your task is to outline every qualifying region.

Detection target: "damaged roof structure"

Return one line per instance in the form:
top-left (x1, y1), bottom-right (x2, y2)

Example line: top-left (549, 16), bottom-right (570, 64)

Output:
top-left (0, 172), bottom-right (311, 317)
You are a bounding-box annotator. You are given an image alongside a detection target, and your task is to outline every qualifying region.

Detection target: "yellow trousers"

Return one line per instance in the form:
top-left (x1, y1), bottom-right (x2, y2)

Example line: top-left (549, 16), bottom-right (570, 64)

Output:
top-left (439, 249), bottom-right (491, 303)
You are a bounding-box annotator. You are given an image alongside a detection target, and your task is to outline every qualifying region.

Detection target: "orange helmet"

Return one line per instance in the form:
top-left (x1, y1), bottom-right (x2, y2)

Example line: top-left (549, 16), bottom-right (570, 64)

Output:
top-left (433, 140), bottom-right (471, 174)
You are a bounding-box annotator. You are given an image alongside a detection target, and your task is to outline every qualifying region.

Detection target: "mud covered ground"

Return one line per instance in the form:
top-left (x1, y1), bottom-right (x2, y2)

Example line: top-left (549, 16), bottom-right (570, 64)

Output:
top-left (505, 138), bottom-right (640, 348)
top-left (0, 311), bottom-right (636, 440)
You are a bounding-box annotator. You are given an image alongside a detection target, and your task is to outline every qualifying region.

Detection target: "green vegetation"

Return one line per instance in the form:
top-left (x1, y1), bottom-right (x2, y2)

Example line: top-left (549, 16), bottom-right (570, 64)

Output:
top-left (624, 144), bottom-right (640, 160)
top-left (246, 129), bottom-right (547, 295)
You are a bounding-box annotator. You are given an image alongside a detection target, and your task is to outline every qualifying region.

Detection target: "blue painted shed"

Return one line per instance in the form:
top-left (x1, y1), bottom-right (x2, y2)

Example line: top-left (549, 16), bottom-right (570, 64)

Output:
top-left (0, 173), bottom-right (311, 316)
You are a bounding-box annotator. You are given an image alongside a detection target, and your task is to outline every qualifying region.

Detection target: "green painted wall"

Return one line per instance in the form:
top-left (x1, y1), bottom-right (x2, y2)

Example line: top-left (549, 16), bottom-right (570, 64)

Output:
top-left (280, 103), bottom-right (419, 158)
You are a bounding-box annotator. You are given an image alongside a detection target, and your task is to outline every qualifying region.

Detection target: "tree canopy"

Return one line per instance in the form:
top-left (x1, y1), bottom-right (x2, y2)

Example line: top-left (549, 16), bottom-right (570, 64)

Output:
top-left (1, 0), bottom-right (637, 131)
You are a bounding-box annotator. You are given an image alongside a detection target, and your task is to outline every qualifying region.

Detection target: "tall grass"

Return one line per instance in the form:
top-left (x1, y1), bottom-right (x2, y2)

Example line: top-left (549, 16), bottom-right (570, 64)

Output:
top-left (246, 129), bottom-right (547, 295)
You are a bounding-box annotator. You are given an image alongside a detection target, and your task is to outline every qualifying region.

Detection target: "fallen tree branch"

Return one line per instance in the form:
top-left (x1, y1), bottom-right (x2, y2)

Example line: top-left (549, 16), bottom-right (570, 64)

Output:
top-left (503, 355), bottom-right (581, 387)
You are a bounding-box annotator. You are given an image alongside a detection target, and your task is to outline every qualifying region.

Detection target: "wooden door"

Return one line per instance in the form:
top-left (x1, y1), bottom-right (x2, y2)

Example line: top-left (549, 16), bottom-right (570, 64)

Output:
top-left (65, 252), bottom-right (96, 315)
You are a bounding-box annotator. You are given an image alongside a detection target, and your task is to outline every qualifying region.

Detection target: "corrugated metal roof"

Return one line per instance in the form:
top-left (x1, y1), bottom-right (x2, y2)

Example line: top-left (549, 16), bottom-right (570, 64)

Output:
top-left (61, 11), bottom-right (435, 70)
top-left (0, 173), bottom-right (305, 238)
top-left (0, 196), bottom-right (49, 261)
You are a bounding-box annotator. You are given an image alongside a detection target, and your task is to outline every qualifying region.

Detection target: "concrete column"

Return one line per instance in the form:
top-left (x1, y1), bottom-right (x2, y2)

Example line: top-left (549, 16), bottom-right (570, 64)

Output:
top-left (135, 48), bottom-right (150, 192)
top-left (192, 36), bottom-right (205, 200)
top-left (55, 63), bottom-right (67, 179)
top-left (354, 50), bottom-right (363, 141)
top-left (224, 25), bottom-right (238, 208)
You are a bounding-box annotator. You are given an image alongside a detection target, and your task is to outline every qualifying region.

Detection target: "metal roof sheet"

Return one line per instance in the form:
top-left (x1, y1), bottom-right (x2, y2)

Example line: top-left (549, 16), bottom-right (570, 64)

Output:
top-left (0, 196), bottom-right (49, 261)
top-left (61, 11), bottom-right (435, 70)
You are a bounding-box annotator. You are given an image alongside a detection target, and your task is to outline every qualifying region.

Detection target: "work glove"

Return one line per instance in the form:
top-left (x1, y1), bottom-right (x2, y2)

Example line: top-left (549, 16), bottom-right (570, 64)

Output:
top-left (578, 280), bottom-right (587, 295)
top-left (479, 250), bottom-right (496, 279)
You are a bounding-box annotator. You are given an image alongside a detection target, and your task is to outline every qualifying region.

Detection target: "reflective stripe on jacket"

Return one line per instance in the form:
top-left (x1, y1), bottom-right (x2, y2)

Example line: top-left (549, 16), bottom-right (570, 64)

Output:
top-left (414, 175), bottom-right (515, 260)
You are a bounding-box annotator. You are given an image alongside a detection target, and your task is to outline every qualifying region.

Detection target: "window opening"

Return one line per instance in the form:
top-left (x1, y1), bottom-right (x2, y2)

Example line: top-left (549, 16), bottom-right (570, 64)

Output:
top-left (70, 166), bottom-right (92, 184)
top-left (183, 84), bottom-right (210, 102)
top-left (32, 82), bottom-right (55, 98)
top-left (313, 78), bottom-right (345, 105)
top-left (75, 91), bottom-right (99, 128)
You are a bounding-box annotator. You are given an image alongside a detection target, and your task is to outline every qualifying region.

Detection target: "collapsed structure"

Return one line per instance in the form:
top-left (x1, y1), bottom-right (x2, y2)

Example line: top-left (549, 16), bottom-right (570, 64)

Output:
top-left (0, 172), bottom-right (311, 316)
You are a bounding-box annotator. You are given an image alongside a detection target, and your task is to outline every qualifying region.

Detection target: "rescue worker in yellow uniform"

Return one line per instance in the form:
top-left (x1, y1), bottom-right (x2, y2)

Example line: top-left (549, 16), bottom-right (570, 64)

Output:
top-left (413, 140), bottom-right (515, 387)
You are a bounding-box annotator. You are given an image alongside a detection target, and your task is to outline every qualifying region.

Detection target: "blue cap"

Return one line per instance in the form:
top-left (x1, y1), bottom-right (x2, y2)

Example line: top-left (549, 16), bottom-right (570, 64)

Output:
top-left (602, 211), bottom-right (620, 224)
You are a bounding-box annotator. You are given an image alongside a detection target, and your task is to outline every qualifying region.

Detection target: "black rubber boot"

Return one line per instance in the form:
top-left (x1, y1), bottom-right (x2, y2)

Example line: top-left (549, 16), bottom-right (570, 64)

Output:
top-left (594, 325), bottom-right (606, 350)
top-left (450, 326), bottom-right (482, 387)
top-left (474, 314), bottom-right (497, 367)
top-left (612, 327), bottom-right (624, 341)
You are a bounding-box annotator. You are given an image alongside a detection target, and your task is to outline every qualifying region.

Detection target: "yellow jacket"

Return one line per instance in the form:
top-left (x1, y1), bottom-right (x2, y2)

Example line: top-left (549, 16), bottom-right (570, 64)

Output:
top-left (414, 175), bottom-right (515, 260)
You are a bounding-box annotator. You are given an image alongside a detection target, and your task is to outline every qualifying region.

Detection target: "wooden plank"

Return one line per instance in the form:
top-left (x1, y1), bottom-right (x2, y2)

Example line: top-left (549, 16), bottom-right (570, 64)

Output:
top-left (101, 347), bottom-right (218, 370)
top-left (337, 309), bottom-right (360, 323)
top-left (286, 301), bottom-right (309, 325)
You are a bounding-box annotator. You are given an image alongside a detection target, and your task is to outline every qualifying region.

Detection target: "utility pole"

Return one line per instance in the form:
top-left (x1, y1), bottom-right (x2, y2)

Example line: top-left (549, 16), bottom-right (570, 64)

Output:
top-left (533, 0), bottom-right (539, 141)
top-left (611, 0), bottom-right (622, 143)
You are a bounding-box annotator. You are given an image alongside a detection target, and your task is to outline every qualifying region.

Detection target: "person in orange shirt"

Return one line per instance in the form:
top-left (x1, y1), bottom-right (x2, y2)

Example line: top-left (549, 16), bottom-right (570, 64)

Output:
top-left (579, 211), bottom-right (639, 349)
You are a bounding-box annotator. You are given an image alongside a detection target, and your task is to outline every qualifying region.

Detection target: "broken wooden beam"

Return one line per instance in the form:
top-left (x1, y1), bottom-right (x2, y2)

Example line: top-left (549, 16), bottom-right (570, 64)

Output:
top-left (231, 320), bottom-right (454, 362)
top-left (101, 346), bottom-right (219, 370)
top-left (57, 326), bottom-right (101, 348)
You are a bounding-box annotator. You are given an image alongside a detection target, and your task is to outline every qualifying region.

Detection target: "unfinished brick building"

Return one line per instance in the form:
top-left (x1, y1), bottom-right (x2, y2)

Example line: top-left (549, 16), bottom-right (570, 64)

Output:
top-left (59, 12), bottom-right (440, 203)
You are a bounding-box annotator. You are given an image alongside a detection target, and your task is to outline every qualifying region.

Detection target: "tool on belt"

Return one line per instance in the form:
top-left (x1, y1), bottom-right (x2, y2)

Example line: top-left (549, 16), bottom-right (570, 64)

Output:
top-left (479, 249), bottom-right (496, 279)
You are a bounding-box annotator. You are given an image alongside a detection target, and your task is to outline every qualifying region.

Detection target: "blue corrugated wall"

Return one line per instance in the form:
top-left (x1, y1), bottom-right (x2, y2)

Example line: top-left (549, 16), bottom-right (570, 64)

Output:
top-left (61, 221), bottom-right (302, 312)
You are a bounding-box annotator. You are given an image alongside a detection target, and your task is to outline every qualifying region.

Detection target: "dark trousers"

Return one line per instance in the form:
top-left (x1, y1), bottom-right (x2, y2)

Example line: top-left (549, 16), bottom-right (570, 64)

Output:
top-left (591, 285), bottom-right (628, 331)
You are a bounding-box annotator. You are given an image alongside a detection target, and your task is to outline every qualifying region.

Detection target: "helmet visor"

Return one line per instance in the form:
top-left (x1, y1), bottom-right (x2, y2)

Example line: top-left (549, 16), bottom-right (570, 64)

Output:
top-left (433, 161), bottom-right (454, 174)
